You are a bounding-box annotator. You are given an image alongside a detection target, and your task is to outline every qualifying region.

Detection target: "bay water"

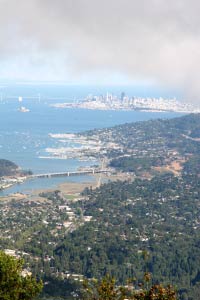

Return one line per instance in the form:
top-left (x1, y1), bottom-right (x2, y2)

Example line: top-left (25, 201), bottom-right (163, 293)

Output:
top-left (0, 84), bottom-right (182, 195)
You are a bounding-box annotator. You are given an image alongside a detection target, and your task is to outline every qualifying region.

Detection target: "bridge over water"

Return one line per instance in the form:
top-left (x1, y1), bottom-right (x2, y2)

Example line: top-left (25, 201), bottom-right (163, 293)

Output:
top-left (28, 169), bottom-right (108, 179)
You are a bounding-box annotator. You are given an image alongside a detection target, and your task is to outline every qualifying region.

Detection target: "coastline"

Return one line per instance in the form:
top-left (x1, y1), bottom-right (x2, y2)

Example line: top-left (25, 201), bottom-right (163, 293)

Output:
top-left (51, 103), bottom-right (197, 113)
top-left (0, 171), bottom-right (132, 202)
top-left (50, 99), bottom-right (200, 114)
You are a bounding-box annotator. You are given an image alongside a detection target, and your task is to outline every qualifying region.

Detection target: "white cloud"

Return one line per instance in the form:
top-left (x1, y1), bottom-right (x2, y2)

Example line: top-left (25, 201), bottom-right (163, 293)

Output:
top-left (0, 0), bottom-right (200, 101)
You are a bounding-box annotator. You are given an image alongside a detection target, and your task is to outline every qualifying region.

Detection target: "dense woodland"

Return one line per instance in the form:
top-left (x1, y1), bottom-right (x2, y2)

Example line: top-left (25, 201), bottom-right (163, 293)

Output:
top-left (0, 114), bottom-right (200, 299)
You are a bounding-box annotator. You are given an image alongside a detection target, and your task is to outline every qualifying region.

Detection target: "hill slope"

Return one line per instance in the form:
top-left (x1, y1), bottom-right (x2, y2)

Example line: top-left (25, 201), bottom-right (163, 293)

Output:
top-left (1, 114), bottom-right (200, 299)
top-left (0, 159), bottom-right (19, 177)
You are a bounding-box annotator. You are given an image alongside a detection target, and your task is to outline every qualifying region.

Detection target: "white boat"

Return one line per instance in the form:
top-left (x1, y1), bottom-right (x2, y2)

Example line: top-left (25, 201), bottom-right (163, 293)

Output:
top-left (18, 106), bottom-right (30, 112)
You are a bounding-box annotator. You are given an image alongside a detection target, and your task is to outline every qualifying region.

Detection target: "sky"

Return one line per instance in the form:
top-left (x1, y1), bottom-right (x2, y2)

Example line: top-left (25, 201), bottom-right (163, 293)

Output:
top-left (0, 0), bottom-right (200, 102)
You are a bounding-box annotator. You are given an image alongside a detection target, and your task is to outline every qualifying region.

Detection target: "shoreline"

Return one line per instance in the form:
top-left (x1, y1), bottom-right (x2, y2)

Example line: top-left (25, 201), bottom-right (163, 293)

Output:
top-left (50, 103), bottom-right (198, 114)
top-left (0, 172), bottom-right (132, 201)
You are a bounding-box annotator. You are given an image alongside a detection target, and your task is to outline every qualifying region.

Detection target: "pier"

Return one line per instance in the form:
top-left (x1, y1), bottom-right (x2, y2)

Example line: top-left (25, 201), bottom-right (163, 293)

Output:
top-left (28, 169), bottom-right (108, 179)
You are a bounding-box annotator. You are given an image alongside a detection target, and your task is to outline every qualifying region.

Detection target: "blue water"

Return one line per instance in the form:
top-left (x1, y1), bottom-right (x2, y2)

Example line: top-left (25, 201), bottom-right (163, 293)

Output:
top-left (0, 83), bottom-right (183, 195)
top-left (4, 175), bottom-right (95, 195)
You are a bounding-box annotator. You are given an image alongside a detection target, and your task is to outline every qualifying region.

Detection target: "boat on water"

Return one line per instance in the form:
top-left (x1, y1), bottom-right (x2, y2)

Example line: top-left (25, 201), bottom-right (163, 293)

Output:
top-left (18, 106), bottom-right (30, 113)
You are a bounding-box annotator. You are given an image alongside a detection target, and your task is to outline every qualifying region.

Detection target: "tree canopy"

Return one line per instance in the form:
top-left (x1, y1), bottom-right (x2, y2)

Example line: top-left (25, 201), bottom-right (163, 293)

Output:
top-left (0, 250), bottom-right (42, 300)
top-left (82, 274), bottom-right (177, 300)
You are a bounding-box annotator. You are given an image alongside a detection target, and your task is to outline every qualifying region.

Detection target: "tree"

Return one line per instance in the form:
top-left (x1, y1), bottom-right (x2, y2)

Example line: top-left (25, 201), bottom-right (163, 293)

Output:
top-left (0, 250), bottom-right (43, 300)
top-left (82, 274), bottom-right (177, 300)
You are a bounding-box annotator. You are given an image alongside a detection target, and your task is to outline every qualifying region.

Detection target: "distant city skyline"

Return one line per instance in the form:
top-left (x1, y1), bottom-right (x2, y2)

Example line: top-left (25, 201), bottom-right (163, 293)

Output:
top-left (0, 1), bottom-right (200, 103)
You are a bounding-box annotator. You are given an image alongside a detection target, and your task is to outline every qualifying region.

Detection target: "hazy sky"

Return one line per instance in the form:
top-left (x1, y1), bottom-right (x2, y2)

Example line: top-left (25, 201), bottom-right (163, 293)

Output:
top-left (0, 0), bottom-right (200, 100)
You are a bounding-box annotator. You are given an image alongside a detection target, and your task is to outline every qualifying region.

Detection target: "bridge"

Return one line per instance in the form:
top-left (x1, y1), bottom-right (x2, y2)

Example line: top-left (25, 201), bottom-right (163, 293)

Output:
top-left (28, 169), bottom-right (108, 179)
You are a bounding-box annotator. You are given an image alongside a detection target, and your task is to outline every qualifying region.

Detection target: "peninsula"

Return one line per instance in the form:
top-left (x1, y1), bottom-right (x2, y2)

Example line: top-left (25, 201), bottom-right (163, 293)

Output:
top-left (51, 92), bottom-right (200, 113)
top-left (0, 159), bottom-right (31, 190)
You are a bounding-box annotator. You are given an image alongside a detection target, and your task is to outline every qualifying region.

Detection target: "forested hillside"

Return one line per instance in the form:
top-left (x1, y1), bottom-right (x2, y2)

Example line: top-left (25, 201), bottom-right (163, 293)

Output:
top-left (53, 170), bottom-right (200, 299)
top-left (1, 114), bottom-right (200, 299)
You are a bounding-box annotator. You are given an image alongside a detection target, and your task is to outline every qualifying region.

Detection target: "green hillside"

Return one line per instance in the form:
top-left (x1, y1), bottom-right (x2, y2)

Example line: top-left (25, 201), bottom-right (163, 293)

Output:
top-left (1, 114), bottom-right (200, 299)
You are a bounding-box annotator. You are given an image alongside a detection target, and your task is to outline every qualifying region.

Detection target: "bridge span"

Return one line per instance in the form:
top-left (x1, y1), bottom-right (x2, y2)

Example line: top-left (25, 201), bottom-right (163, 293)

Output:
top-left (28, 169), bottom-right (108, 179)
